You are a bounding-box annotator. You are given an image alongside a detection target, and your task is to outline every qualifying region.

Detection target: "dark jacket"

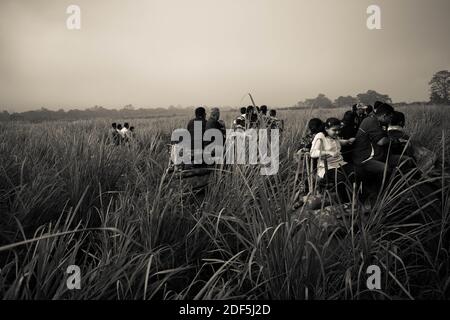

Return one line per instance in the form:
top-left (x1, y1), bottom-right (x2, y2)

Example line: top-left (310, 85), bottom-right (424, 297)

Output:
top-left (352, 117), bottom-right (387, 165)
top-left (187, 117), bottom-right (207, 150)
top-left (205, 118), bottom-right (226, 146)
top-left (388, 127), bottom-right (411, 156)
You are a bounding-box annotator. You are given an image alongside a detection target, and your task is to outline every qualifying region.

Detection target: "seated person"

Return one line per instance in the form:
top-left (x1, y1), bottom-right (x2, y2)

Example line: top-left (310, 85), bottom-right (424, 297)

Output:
top-left (187, 107), bottom-right (207, 166)
top-left (340, 111), bottom-right (357, 138)
top-left (353, 103), bottom-right (369, 130)
top-left (129, 126), bottom-right (136, 140)
top-left (352, 103), bottom-right (413, 195)
top-left (373, 101), bottom-right (384, 114)
top-left (388, 111), bottom-right (412, 156)
top-left (340, 111), bottom-right (358, 163)
top-left (234, 117), bottom-right (246, 132)
top-left (310, 118), bottom-right (355, 203)
top-left (121, 122), bottom-right (130, 138)
top-left (387, 111), bottom-right (436, 174)
top-left (296, 118), bottom-right (323, 194)
top-left (233, 107), bottom-right (247, 131)
top-left (246, 106), bottom-right (259, 129)
top-left (116, 124), bottom-right (124, 144)
top-left (110, 122), bottom-right (120, 145)
top-left (259, 105), bottom-right (270, 128)
top-left (205, 107), bottom-right (226, 143)
top-left (268, 109), bottom-right (283, 131)
top-left (298, 118), bottom-right (323, 152)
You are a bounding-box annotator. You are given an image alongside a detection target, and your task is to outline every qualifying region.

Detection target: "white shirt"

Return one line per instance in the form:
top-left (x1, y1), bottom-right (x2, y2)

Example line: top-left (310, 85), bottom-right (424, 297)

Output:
top-left (310, 132), bottom-right (346, 178)
top-left (233, 114), bottom-right (246, 132)
top-left (119, 127), bottom-right (129, 138)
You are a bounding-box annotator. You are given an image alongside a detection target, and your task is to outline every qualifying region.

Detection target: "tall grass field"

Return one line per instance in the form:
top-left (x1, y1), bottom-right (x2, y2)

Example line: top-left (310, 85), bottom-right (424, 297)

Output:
top-left (0, 104), bottom-right (449, 299)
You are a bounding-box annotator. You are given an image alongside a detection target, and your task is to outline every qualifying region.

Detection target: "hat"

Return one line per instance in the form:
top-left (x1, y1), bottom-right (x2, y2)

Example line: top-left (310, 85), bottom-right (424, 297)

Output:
top-left (357, 103), bottom-right (371, 111)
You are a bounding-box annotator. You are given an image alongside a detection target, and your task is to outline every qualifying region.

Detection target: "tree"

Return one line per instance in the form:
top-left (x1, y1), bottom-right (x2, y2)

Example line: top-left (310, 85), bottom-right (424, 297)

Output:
top-left (334, 95), bottom-right (358, 108)
top-left (429, 70), bottom-right (450, 104)
top-left (356, 90), bottom-right (391, 106)
top-left (304, 93), bottom-right (333, 108)
top-left (123, 104), bottom-right (134, 110)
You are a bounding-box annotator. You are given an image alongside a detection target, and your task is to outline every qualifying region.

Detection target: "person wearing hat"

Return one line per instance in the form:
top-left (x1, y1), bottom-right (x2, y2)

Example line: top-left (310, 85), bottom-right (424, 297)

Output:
top-left (352, 103), bottom-right (372, 130)
top-left (310, 117), bottom-right (356, 202)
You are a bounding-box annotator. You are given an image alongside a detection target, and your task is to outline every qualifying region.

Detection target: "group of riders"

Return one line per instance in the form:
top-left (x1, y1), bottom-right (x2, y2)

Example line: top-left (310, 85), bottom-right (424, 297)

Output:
top-left (297, 101), bottom-right (432, 204)
top-left (186, 104), bottom-right (283, 145)
top-left (109, 122), bottom-right (136, 145)
top-left (181, 105), bottom-right (283, 168)
top-left (231, 105), bottom-right (284, 132)
top-left (181, 100), bottom-right (434, 206)
top-left (110, 101), bottom-right (434, 206)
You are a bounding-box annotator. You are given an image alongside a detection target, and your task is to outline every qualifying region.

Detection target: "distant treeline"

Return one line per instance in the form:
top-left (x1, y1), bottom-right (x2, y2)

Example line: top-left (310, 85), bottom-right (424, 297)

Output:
top-left (0, 106), bottom-right (195, 122)
top-left (0, 96), bottom-right (436, 122)
top-left (283, 101), bottom-right (432, 111)
top-left (286, 90), bottom-right (433, 110)
top-left (2, 70), bottom-right (449, 122)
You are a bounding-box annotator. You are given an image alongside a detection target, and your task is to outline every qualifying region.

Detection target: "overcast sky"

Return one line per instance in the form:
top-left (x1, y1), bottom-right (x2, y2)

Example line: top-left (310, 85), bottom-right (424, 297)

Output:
top-left (0, 0), bottom-right (449, 112)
